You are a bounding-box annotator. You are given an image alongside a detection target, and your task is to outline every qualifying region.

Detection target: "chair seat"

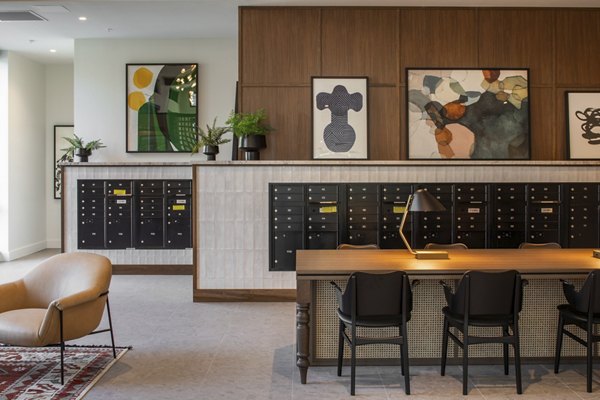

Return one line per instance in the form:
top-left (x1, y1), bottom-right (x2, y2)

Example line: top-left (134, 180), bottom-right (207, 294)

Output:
top-left (0, 308), bottom-right (47, 347)
top-left (557, 304), bottom-right (600, 324)
top-left (443, 306), bottom-right (514, 327)
top-left (337, 310), bottom-right (409, 327)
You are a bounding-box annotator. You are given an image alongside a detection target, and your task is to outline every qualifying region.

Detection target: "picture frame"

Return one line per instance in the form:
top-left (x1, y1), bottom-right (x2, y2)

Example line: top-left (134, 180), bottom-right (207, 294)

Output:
top-left (53, 125), bottom-right (74, 199)
top-left (311, 76), bottom-right (368, 160)
top-left (126, 63), bottom-right (198, 153)
top-left (566, 91), bottom-right (600, 160)
top-left (406, 68), bottom-right (531, 160)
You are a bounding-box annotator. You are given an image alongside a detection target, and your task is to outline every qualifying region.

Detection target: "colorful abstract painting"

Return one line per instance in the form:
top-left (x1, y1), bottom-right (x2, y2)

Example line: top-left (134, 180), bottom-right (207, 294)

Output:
top-left (126, 64), bottom-right (198, 152)
top-left (566, 91), bottom-right (600, 159)
top-left (407, 69), bottom-right (530, 160)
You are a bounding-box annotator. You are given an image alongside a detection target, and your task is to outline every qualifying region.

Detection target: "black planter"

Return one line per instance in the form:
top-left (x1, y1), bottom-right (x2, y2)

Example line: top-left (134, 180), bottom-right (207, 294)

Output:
top-left (75, 148), bottom-right (92, 162)
top-left (202, 145), bottom-right (219, 161)
top-left (239, 135), bottom-right (267, 160)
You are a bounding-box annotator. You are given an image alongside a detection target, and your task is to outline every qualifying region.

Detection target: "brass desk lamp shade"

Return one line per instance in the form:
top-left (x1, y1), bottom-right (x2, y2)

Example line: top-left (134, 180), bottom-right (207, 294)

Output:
top-left (399, 188), bottom-right (449, 259)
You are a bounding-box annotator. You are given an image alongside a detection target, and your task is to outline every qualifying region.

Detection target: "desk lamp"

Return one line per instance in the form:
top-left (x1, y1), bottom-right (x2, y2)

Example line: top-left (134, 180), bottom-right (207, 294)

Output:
top-left (399, 188), bottom-right (449, 259)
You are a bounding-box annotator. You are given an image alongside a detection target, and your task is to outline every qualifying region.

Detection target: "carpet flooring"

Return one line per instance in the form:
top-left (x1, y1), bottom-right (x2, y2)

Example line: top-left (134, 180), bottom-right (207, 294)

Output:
top-left (2, 250), bottom-right (600, 399)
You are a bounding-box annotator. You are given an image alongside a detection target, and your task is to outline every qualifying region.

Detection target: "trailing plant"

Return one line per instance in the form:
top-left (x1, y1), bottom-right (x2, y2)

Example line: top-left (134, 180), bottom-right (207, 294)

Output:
top-left (61, 134), bottom-right (106, 158)
top-left (191, 118), bottom-right (231, 153)
top-left (226, 108), bottom-right (272, 138)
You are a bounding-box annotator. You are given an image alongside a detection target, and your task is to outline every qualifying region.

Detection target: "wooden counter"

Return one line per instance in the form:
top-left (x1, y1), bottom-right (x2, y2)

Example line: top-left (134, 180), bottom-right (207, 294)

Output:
top-left (295, 248), bottom-right (600, 384)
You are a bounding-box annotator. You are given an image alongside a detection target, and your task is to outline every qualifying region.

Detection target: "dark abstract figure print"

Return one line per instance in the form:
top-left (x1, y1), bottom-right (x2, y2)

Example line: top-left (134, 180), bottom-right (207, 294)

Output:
top-left (316, 85), bottom-right (363, 152)
top-left (575, 108), bottom-right (600, 145)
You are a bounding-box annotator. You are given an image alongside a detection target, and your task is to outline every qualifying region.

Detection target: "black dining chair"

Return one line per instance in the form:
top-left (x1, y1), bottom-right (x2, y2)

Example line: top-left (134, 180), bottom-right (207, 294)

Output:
top-left (440, 270), bottom-right (527, 395)
top-left (424, 243), bottom-right (468, 250)
top-left (518, 242), bottom-right (562, 249)
top-left (554, 271), bottom-right (600, 393)
top-left (330, 271), bottom-right (418, 396)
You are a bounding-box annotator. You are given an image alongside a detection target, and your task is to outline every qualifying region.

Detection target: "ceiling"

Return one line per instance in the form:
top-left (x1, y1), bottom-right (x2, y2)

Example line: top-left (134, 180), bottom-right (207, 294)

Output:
top-left (0, 0), bottom-right (597, 64)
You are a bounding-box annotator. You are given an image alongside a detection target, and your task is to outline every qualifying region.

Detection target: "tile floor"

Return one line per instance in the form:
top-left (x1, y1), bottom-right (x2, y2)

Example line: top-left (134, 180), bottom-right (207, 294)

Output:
top-left (1, 251), bottom-right (600, 399)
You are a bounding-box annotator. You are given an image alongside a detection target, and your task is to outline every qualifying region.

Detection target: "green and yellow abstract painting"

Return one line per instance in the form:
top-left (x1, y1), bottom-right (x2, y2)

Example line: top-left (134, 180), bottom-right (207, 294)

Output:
top-left (127, 64), bottom-right (198, 152)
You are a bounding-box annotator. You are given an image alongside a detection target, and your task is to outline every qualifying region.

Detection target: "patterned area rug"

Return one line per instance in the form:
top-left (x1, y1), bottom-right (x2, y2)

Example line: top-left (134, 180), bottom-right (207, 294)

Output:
top-left (0, 346), bottom-right (129, 400)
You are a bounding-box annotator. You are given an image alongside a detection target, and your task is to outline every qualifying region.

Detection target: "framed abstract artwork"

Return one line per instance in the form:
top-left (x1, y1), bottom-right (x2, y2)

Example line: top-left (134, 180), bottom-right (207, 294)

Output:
top-left (126, 63), bottom-right (198, 153)
top-left (54, 125), bottom-right (74, 199)
top-left (566, 91), bottom-right (600, 160)
top-left (407, 68), bottom-right (530, 160)
top-left (312, 77), bottom-right (368, 159)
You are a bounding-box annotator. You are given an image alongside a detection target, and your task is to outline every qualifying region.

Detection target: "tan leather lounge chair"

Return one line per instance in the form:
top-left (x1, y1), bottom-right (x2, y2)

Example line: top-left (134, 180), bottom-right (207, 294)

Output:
top-left (0, 252), bottom-right (116, 384)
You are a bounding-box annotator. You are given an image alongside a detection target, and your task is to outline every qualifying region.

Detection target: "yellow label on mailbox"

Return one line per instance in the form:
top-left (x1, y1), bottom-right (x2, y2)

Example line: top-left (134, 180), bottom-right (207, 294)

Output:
top-left (319, 206), bottom-right (337, 213)
top-left (113, 189), bottom-right (126, 195)
top-left (393, 206), bottom-right (406, 214)
top-left (172, 205), bottom-right (186, 211)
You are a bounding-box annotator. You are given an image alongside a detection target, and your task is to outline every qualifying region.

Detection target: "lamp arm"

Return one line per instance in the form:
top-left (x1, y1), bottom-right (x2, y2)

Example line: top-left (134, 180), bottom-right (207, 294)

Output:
top-left (399, 194), bottom-right (416, 255)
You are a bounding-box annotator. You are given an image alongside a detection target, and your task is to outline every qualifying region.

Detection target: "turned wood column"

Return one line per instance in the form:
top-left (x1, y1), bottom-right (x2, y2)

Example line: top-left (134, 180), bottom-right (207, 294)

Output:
top-left (296, 280), bottom-right (311, 384)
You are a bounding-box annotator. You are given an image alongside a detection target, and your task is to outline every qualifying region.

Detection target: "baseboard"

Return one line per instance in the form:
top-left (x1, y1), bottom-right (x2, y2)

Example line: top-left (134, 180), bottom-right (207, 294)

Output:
top-left (194, 289), bottom-right (296, 302)
top-left (45, 239), bottom-right (61, 248)
top-left (3, 240), bottom-right (46, 261)
top-left (113, 264), bottom-right (193, 275)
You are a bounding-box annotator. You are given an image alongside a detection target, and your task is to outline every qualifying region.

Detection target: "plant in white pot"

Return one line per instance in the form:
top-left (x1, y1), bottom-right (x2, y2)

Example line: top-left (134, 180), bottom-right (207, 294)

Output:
top-left (61, 134), bottom-right (106, 162)
top-left (191, 118), bottom-right (231, 161)
top-left (226, 108), bottom-right (272, 160)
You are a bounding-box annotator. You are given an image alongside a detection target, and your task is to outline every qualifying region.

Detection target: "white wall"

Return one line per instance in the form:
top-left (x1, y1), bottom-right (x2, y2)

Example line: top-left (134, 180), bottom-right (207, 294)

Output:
top-left (5, 52), bottom-right (47, 260)
top-left (0, 52), bottom-right (8, 260)
top-left (74, 38), bottom-right (237, 162)
top-left (45, 64), bottom-right (74, 248)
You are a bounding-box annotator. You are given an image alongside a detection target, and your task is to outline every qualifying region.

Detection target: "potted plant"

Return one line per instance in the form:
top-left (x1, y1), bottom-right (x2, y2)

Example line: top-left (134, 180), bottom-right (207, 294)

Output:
top-left (62, 134), bottom-right (106, 162)
top-left (191, 118), bottom-right (231, 161)
top-left (226, 108), bottom-right (272, 160)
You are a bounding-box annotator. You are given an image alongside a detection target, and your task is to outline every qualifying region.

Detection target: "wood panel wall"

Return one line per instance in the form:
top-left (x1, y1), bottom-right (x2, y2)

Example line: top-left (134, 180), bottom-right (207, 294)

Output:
top-left (239, 7), bottom-right (600, 161)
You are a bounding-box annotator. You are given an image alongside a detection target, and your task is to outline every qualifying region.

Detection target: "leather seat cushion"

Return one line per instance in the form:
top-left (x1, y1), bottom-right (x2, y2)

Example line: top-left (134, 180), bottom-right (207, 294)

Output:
top-left (0, 309), bottom-right (46, 347)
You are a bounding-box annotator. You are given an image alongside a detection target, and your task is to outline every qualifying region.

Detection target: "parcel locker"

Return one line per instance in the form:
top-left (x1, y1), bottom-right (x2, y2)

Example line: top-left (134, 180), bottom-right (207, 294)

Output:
top-left (106, 217), bottom-right (132, 248)
top-left (345, 184), bottom-right (378, 246)
top-left (379, 184), bottom-right (412, 249)
top-left (269, 184), bottom-right (305, 271)
top-left (166, 195), bottom-right (192, 249)
top-left (565, 184), bottom-right (599, 248)
top-left (412, 184), bottom-right (453, 249)
top-left (77, 180), bottom-right (105, 249)
top-left (306, 185), bottom-right (339, 251)
top-left (454, 184), bottom-right (488, 248)
top-left (492, 184), bottom-right (526, 248)
top-left (527, 184), bottom-right (562, 245)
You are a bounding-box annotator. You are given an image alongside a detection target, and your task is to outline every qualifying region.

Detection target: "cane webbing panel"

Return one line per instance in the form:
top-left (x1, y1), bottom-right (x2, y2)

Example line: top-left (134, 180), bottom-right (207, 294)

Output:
top-left (314, 277), bottom-right (592, 362)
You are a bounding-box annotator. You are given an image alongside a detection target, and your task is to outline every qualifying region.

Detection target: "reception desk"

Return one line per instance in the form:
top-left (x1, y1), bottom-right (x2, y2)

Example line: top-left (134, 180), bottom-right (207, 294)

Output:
top-left (295, 249), bottom-right (600, 384)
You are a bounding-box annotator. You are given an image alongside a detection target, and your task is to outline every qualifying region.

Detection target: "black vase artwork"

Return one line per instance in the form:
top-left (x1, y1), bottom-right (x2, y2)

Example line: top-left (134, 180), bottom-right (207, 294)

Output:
top-left (316, 85), bottom-right (363, 153)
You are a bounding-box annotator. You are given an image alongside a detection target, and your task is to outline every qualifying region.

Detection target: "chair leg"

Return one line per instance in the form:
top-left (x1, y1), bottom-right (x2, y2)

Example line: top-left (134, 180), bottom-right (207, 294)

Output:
top-left (106, 297), bottom-right (117, 358)
top-left (587, 322), bottom-right (593, 393)
top-left (441, 317), bottom-right (449, 376)
top-left (463, 330), bottom-right (469, 395)
top-left (554, 313), bottom-right (564, 374)
top-left (337, 320), bottom-right (344, 377)
top-left (402, 322), bottom-right (410, 395)
top-left (503, 324), bottom-right (509, 375)
top-left (59, 309), bottom-right (65, 385)
top-left (350, 324), bottom-right (356, 396)
top-left (399, 326), bottom-right (404, 376)
top-left (514, 324), bottom-right (523, 395)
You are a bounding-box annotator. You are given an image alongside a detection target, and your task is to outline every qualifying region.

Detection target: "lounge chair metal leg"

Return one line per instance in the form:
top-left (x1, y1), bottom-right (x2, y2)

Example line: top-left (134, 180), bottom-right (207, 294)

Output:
top-left (106, 297), bottom-right (117, 358)
top-left (59, 309), bottom-right (65, 385)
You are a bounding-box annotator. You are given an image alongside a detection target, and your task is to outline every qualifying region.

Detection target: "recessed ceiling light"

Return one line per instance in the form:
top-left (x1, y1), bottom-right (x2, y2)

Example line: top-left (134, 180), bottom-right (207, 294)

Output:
top-left (78, 16), bottom-right (87, 21)
top-left (49, 49), bottom-right (57, 53)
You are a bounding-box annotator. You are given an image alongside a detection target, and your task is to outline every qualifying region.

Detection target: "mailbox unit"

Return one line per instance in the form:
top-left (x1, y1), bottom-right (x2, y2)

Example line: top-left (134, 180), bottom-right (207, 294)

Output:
top-left (268, 182), bottom-right (600, 271)
top-left (77, 179), bottom-right (192, 250)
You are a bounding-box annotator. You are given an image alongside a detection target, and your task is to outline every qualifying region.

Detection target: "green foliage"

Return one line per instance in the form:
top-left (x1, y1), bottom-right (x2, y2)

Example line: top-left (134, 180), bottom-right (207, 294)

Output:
top-left (226, 108), bottom-right (272, 138)
top-left (61, 134), bottom-right (106, 158)
top-left (191, 118), bottom-right (231, 153)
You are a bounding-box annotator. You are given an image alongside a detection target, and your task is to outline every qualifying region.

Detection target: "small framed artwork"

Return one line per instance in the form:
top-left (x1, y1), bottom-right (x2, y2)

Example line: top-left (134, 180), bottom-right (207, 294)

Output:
top-left (54, 125), bottom-right (74, 199)
top-left (126, 63), bottom-right (198, 153)
top-left (566, 91), bottom-right (600, 160)
top-left (407, 68), bottom-right (530, 160)
top-left (312, 77), bottom-right (368, 159)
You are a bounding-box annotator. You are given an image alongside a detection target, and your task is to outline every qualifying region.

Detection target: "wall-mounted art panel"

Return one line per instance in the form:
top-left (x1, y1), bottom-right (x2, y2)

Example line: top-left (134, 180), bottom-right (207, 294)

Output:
top-left (126, 63), bottom-right (198, 153)
top-left (312, 77), bottom-right (368, 159)
top-left (407, 68), bottom-right (530, 160)
top-left (566, 91), bottom-right (600, 160)
top-left (321, 8), bottom-right (398, 85)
